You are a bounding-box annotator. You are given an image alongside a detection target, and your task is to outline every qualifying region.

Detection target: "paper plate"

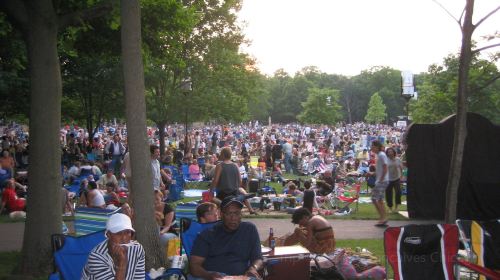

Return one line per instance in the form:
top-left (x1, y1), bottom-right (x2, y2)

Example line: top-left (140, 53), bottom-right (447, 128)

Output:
top-left (261, 246), bottom-right (272, 255)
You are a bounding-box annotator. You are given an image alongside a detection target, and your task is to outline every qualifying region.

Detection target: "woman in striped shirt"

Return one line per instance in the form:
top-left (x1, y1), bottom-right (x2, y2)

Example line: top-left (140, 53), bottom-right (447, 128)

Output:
top-left (81, 213), bottom-right (145, 280)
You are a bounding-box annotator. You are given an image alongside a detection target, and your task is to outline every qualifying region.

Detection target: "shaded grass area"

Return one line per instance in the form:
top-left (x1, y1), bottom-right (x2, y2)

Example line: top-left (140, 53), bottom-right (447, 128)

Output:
top-left (179, 175), bottom-right (408, 221)
top-left (0, 251), bottom-right (20, 278)
top-left (0, 252), bottom-right (51, 280)
top-left (0, 214), bottom-right (74, 224)
top-left (0, 216), bottom-right (24, 224)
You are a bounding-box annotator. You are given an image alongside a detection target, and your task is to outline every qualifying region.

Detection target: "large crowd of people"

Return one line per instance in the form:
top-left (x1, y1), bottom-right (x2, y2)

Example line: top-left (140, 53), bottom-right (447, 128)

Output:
top-left (0, 121), bottom-right (404, 279)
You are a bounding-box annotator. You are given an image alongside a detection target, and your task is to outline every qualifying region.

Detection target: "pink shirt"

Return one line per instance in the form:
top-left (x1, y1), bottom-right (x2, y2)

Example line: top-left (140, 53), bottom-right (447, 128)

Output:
top-left (189, 164), bottom-right (201, 180)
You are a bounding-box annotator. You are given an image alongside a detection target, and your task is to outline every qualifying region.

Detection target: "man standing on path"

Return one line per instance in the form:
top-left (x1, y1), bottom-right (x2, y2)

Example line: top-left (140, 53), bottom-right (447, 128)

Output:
top-left (282, 138), bottom-right (293, 173)
top-left (106, 134), bottom-right (126, 175)
top-left (371, 140), bottom-right (389, 227)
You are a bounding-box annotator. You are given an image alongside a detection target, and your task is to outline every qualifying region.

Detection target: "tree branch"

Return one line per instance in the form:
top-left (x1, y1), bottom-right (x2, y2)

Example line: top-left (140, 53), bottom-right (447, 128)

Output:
top-left (472, 43), bottom-right (500, 54)
top-left (57, 0), bottom-right (114, 29)
top-left (433, 0), bottom-right (462, 28)
top-left (0, 0), bottom-right (29, 32)
top-left (474, 5), bottom-right (500, 30)
top-left (470, 74), bottom-right (500, 92)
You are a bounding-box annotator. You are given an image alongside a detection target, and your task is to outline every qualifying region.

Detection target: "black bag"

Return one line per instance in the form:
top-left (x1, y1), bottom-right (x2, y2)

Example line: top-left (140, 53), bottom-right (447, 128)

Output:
top-left (311, 254), bottom-right (344, 280)
top-left (366, 175), bottom-right (376, 188)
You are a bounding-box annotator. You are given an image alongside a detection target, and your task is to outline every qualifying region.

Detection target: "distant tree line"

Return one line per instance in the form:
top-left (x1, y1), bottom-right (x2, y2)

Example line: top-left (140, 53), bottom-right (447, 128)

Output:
top-left (1, 4), bottom-right (499, 129)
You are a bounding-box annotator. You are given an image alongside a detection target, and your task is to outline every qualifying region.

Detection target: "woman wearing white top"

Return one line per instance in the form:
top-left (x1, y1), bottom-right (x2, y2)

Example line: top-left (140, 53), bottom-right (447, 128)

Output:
top-left (385, 147), bottom-right (403, 213)
top-left (87, 181), bottom-right (106, 208)
top-left (237, 159), bottom-right (248, 190)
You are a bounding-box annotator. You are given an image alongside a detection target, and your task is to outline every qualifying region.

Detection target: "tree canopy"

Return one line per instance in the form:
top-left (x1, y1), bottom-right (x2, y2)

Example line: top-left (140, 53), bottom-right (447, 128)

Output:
top-left (298, 87), bottom-right (342, 125)
top-left (364, 92), bottom-right (387, 124)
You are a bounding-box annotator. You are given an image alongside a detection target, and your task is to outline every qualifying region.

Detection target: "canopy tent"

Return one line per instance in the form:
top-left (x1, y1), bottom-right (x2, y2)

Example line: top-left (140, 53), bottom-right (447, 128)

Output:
top-left (405, 113), bottom-right (500, 220)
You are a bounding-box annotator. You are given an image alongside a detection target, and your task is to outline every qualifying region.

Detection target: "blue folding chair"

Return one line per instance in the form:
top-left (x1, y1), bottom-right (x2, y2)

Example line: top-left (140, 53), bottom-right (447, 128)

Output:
top-left (86, 153), bottom-right (96, 161)
top-left (79, 168), bottom-right (93, 178)
top-left (74, 207), bottom-right (121, 236)
top-left (163, 165), bottom-right (180, 178)
top-left (64, 182), bottom-right (81, 195)
top-left (167, 182), bottom-right (184, 202)
top-left (197, 157), bottom-right (206, 169)
top-left (175, 203), bottom-right (198, 225)
top-left (180, 218), bottom-right (218, 257)
top-left (49, 230), bottom-right (106, 280)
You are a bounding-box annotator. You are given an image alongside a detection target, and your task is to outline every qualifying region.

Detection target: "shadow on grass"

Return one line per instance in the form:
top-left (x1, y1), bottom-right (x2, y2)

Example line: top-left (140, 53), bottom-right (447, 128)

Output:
top-left (0, 251), bottom-right (48, 280)
top-left (0, 251), bottom-right (19, 278)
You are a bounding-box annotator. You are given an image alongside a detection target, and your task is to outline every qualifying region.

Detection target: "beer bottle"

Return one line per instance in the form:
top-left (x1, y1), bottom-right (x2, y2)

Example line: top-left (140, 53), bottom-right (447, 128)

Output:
top-left (268, 227), bottom-right (275, 252)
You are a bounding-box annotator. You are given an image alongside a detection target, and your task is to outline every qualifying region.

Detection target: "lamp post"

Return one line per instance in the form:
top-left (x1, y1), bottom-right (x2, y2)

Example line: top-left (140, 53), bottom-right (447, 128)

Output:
top-left (180, 77), bottom-right (192, 155)
top-left (400, 71), bottom-right (417, 125)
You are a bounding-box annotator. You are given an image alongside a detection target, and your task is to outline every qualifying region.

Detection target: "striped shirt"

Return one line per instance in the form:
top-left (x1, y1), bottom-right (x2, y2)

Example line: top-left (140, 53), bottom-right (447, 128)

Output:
top-left (81, 240), bottom-right (145, 280)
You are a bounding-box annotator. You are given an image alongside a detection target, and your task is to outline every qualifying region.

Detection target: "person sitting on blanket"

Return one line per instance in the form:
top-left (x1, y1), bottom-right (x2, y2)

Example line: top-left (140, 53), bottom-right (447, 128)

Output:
top-left (283, 207), bottom-right (336, 254)
top-left (86, 181), bottom-right (106, 209)
top-left (189, 196), bottom-right (263, 280)
top-left (0, 179), bottom-right (26, 213)
top-left (81, 213), bottom-right (145, 280)
top-left (315, 169), bottom-right (335, 196)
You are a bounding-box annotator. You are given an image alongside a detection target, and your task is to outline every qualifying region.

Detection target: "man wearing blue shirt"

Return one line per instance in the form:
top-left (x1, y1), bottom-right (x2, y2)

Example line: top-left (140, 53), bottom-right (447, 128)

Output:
top-left (190, 196), bottom-right (263, 280)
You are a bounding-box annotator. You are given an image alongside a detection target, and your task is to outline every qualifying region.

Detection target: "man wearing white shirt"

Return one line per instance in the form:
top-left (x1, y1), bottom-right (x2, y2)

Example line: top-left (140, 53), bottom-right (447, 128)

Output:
top-left (150, 145), bottom-right (164, 192)
top-left (106, 134), bottom-right (126, 174)
top-left (371, 140), bottom-right (389, 227)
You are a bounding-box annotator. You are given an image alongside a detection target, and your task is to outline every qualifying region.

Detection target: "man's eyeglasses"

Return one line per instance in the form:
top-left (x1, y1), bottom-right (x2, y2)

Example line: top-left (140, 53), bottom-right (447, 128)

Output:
top-left (222, 211), bottom-right (242, 218)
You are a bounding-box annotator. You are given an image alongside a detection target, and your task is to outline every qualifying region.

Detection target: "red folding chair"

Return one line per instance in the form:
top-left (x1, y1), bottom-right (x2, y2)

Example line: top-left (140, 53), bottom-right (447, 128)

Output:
top-left (335, 183), bottom-right (361, 213)
top-left (384, 223), bottom-right (500, 280)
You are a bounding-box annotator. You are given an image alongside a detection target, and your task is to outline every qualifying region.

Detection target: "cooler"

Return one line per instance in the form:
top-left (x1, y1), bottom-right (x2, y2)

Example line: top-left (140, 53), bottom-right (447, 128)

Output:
top-left (263, 245), bottom-right (310, 280)
top-left (249, 179), bottom-right (260, 193)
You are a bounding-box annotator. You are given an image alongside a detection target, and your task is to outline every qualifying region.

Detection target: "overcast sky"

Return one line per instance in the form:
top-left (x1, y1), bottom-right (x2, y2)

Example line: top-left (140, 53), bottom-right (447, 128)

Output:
top-left (237, 0), bottom-right (500, 76)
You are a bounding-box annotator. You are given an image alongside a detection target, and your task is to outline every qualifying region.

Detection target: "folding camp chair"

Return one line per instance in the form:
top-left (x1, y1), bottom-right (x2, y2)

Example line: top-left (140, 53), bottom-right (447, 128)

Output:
top-left (175, 203), bottom-right (198, 225)
top-left (181, 164), bottom-right (203, 182)
top-left (333, 183), bottom-right (361, 213)
top-left (79, 168), bottom-right (93, 178)
top-left (385, 223), bottom-right (500, 280)
top-left (49, 230), bottom-right (183, 280)
top-left (49, 230), bottom-right (106, 280)
top-left (384, 224), bottom-right (459, 280)
top-left (179, 217), bottom-right (218, 257)
top-left (64, 181), bottom-right (81, 196)
top-left (167, 181), bottom-right (184, 202)
top-left (74, 206), bottom-right (121, 236)
top-left (197, 157), bottom-right (206, 172)
top-left (455, 219), bottom-right (500, 280)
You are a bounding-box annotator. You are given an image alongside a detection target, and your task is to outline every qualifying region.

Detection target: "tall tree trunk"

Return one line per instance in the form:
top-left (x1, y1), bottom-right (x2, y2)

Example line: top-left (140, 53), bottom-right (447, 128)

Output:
top-left (21, 1), bottom-right (62, 275)
top-left (121, 0), bottom-right (164, 269)
top-left (86, 87), bottom-right (94, 144)
top-left (444, 0), bottom-right (474, 223)
top-left (158, 120), bottom-right (167, 157)
top-left (344, 95), bottom-right (352, 124)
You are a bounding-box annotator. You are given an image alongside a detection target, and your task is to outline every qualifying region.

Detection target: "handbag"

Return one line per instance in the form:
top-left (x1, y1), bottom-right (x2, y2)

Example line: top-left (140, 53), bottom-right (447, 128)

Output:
top-left (311, 254), bottom-right (345, 280)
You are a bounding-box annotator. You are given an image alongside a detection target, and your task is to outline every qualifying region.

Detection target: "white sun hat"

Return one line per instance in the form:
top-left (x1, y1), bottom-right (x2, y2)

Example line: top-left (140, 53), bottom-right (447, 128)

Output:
top-left (106, 213), bottom-right (135, 234)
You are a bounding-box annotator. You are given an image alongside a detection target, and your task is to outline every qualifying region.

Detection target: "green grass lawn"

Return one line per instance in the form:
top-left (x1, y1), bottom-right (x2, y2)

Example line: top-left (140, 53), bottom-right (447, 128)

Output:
top-left (0, 251), bottom-right (20, 278)
top-left (0, 251), bottom-right (45, 279)
top-left (0, 215), bottom-right (25, 224)
top-left (180, 175), bottom-right (409, 221)
top-left (1, 175), bottom-right (408, 224)
top-left (0, 214), bottom-right (74, 224)
top-left (336, 238), bottom-right (393, 279)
